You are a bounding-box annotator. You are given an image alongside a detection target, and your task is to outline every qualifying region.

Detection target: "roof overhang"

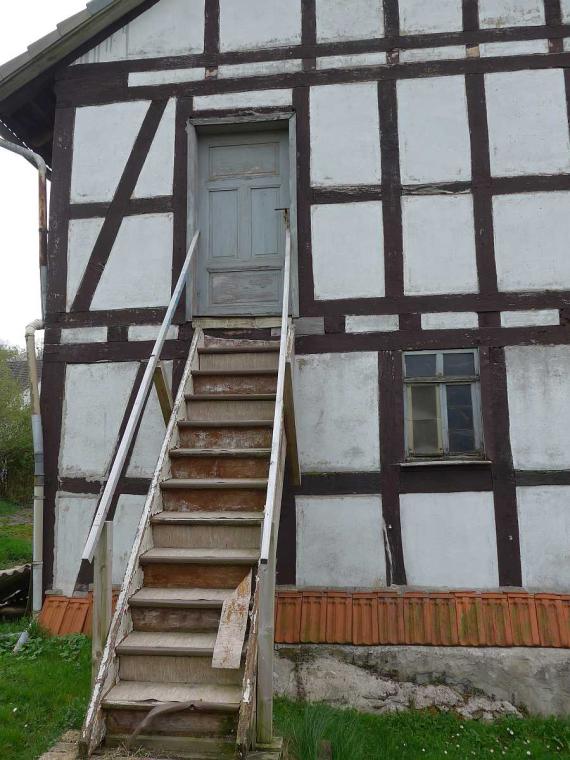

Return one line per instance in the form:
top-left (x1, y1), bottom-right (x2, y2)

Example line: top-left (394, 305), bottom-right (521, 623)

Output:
top-left (0, 0), bottom-right (155, 167)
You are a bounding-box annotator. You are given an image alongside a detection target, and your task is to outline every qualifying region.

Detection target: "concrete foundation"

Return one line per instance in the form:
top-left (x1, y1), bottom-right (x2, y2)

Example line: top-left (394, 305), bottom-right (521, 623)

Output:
top-left (275, 645), bottom-right (570, 717)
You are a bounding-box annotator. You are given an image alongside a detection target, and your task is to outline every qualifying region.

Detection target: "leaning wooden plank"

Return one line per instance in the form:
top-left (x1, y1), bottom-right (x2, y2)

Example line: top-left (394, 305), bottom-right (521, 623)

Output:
top-left (236, 575), bottom-right (260, 759)
top-left (153, 361), bottom-right (173, 425)
top-left (212, 570), bottom-right (252, 670)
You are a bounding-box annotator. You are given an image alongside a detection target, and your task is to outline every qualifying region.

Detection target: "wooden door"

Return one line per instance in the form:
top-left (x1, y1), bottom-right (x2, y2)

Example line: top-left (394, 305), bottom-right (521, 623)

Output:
top-left (196, 130), bottom-right (289, 315)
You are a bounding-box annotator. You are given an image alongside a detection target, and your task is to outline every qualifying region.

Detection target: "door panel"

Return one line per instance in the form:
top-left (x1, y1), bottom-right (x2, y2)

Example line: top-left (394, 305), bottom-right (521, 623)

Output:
top-left (197, 130), bottom-right (289, 315)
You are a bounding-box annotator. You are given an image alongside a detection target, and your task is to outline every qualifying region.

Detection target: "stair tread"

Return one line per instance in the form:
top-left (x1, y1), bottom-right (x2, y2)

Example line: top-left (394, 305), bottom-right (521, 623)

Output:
top-left (141, 547), bottom-right (259, 563)
top-left (129, 587), bottom-right (233, 607)
top-left (186, 393), bottom-right (276, 401)
top-left (103, 681), bottom-right (242, 709)
top-left (118, 631), bottom-right (218, 656)
top-left (152, 510), bottom-right (264, 524)
top-left (198, 346), bottom-right (279, 354)
top-left (170, 448), bottom-right (271, 458)
top-left (161, 478), bottom-right (268, 489)
top-left (193, 369), bottom-right (278, 376)
top-left (178, 420), bottom-right (273, 428)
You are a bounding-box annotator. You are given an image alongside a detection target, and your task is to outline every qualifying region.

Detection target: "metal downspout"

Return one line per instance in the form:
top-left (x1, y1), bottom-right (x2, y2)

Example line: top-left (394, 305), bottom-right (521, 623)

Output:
top-left (0, 139), bottom-right (48, 616)
top-left (25, 320), bottom-right (44, 615)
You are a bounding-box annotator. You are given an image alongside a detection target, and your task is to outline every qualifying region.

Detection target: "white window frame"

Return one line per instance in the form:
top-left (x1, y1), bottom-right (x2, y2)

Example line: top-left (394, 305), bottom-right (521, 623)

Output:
top-left (403, 349), bottom-right (484, 461)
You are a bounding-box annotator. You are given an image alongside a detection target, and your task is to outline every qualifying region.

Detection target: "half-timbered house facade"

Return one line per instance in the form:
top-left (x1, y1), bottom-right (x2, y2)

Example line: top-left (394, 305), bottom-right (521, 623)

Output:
top-left (2, 0), bottom-right (570, 743)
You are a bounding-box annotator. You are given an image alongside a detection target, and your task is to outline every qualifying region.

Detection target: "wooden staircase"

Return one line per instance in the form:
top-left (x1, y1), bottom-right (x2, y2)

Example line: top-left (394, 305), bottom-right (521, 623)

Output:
top-left (80, 331), bottom-right (294, 759)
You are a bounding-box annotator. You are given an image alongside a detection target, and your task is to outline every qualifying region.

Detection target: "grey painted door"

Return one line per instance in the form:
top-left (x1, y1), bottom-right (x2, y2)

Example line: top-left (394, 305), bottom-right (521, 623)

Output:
top-left (196, 130), bottom-right (289, 315)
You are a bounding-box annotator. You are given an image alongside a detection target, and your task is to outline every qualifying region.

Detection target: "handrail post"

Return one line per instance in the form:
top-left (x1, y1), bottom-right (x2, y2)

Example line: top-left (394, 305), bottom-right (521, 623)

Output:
top-left (92, 521), bottom-right (113, 685)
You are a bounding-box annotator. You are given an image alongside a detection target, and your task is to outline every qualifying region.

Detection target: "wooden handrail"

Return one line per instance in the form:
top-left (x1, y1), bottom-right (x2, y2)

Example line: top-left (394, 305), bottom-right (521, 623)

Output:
top-left (260, 217), bottom-right (293, 564)
top-left (80, 230), bottom-right (200, 565)
top-left (255, 213), bottom-right (300, 748)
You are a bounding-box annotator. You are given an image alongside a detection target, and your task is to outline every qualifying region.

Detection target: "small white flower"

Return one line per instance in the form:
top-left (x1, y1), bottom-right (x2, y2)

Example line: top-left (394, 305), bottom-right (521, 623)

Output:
top-left (12, 708), bottom-right (17, 713)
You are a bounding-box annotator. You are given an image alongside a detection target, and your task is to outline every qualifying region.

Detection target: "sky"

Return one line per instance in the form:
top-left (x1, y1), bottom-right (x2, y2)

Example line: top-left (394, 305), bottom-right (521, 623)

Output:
top-left (0, 1), bottom-right (87, 347)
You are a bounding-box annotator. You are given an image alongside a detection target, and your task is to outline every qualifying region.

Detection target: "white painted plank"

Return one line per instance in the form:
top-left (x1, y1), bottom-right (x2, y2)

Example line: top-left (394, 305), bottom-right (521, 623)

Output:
top-left (213, 571), bottom-right (252, 670)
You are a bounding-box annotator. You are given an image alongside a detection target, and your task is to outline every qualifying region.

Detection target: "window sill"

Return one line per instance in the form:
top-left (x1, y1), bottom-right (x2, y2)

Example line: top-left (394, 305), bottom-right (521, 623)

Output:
top-left (400, 459), bottom-right (492, 468)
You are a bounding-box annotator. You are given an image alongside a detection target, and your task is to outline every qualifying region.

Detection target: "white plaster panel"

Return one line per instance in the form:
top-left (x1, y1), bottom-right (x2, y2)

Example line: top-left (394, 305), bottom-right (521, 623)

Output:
top-left (92, 214), bottom-right (174, 310)
top-left (400, 492), bottom-right (499, 588)
top-left (60, 327), bottom-right (107, 344)
top-left (73, 29), bottom-right (128, 64)
top-left (485, 70), bottom-right (570, 177)
top-left (134, 98), bottom-right (176, 199)
top-left (218, 60), bottom-right (303, 79)
top-left (493, 192), bottom-right (570, 292)
top-left (506, 345), bottom-right (570, 470)
top-left (398, 76), bottom-right (471, 184)
top-left (127, 0), bottom-right (205, 56)
top-left (346, 314), bottom-right (399, 333)
top-left (311, 202), bottom-right (384, 300)
top-left (316, 0), bottom-right (384, 43)
top-left (128, 325), bottom-right (179, 341)
top-left (128, 362), bottom-right (174, 478)
top-left (479, 0), bottom-right (545, 28)
top-left (70, 101), bottom-right (150, 203)
top-left (193, 90), bottom-right (293, 111)
top-left (129, 68), bottom-right (205, 87)
top-left (403, 195), bottom-right (479, 295)
top-left (112, 495), bottom-right (147, 585)
top-left (421, 312), bottom-right (479, 330)
top-left (316, 52), bottom-right (387, 69)
top-left (219, 0), bottom-right (302, 51)
top-left (564, 0), bottom-right (570, 21)
top-left (480, 39), bottom-right (549, 56)
top-left (500, 309), bottom-right (560, 327)
top-left (310, 83), bottom-right (382, 186)
top-left (59, 363), bottom-right (138, 479)
top-left (294, 352), bottom-right (380, 471)
top-left (564, 37), bottom-right (570, 50)
top-left (296, 495), bottom-right (386, 587)
top-left (517, 486), bottom-right (570, 590)
top-left (66, 218), bottom-right (104, 310)
top-left (53, 493), bottom-right (97, 596)
top-left (399, 0), bottom-right (463, 33)
top-left (399, 45), bottom-right (465, 62)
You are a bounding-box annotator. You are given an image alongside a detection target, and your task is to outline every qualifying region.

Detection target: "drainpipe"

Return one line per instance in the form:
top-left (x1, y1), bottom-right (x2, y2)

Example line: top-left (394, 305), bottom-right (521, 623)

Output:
top-left (0, 139), bottom-right (48, 618)
top-left (25, 319), bottom-right (44, 615)
top-left (0, 139), bottom-right (48, 319)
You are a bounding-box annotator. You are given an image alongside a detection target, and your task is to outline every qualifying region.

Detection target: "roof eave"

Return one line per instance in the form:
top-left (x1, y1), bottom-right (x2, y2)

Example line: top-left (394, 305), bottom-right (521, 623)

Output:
top-left (0, 0), bottom-right (149, 106)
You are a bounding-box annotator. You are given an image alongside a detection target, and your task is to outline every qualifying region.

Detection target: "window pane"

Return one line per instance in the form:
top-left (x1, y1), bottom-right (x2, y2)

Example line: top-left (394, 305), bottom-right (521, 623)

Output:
top-left (405, 354), bottom-right (437, 378)
top-left (443, 352), bottom-right (475, 377)
top-left (411, 384), bottom-right (439, 454)
top-left (446, 384), bottom-right (476, 453)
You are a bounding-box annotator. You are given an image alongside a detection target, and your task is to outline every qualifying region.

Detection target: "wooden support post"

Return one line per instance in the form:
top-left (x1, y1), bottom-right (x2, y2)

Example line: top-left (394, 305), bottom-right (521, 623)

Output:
top-left (92, 521), bottom-right (113, 685)
top-left (153, 361), bottom-right (173, 425)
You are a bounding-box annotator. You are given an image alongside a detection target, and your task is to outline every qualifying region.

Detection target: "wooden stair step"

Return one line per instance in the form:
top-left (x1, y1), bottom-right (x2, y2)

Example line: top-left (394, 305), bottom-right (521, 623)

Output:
top-left (129, 587), bottom-right (232, 608)
top-left (198, 346), bottom-right (279, 354)
top-left (105, 734), bottom-right (236, 759)
top-left (193, 369), bottom-right (277, 376)
top-left (161, 478), bottom-right (268, 490)
top-left (117, 631), bottom-right (218, 657)
top-left (186, 393), bottom-right (276, 401)
top-left (103, 681), bottom-right (242, 711)
top-left (170, 448), bottom-right (271, 458)
top-left (178, 420), bottom-right (272, 428)
top-left (140, 547), bottom-right (260, 565)
top-left (151, 511), bottom-right (264, 526)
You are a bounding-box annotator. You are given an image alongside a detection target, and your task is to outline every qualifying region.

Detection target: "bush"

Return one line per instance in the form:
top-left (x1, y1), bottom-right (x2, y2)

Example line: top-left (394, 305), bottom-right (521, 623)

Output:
top-left (0, 346), bottom-right (33, 506)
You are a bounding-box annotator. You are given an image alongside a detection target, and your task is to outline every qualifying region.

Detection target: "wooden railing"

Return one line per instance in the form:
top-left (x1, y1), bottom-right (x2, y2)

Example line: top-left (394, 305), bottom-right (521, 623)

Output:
top-left (239, 215), bottom-right (300, 752)
top-left (81, 229), bottom-right (200, 566)
top-left (78, 231), bottom-right (201, 756)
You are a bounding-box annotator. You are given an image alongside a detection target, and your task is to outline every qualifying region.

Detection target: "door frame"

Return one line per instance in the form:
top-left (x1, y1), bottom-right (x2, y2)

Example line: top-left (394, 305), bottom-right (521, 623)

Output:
top-left (186, 112), bottom-right (299, 319)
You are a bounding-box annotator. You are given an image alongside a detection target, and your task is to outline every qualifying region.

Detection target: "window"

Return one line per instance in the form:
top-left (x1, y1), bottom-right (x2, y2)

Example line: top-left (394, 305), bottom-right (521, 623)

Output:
top-left (403, 349), bottom-right (484, 460)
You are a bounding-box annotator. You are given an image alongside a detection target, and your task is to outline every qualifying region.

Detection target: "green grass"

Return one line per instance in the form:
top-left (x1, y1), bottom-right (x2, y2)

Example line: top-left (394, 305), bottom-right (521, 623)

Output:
top-left (275, 699), bottom-right (570, 759)
top-left (0, 620), bottom-right (91, 760)
top-left (0, 500), bottom-right (32, 569)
